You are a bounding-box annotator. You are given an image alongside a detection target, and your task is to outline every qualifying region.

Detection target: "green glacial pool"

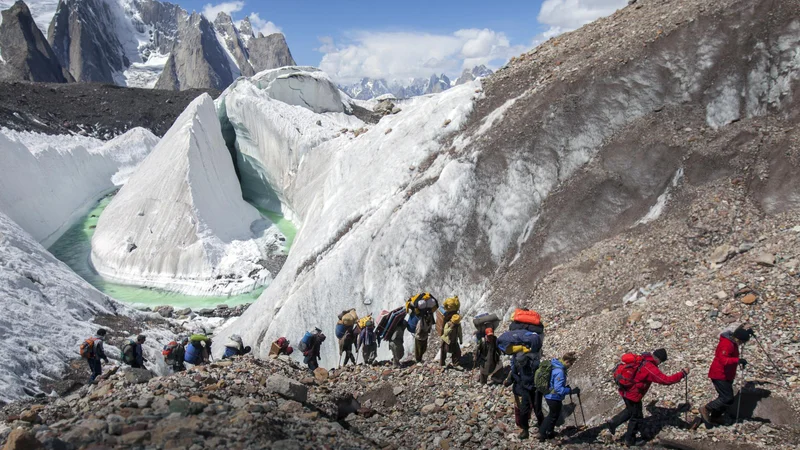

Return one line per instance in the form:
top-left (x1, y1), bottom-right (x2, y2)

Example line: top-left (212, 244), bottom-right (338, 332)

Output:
top-left (48, 194), bottom-right (297, 309)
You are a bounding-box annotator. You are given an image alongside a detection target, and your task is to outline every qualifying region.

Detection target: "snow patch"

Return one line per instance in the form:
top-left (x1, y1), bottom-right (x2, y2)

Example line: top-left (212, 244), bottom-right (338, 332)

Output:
top-left (637, 167), bottom-right (684, 225)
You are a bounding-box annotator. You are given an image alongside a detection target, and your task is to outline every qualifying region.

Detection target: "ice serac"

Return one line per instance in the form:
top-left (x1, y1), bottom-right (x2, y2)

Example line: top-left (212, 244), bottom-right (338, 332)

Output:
top-left (91, 94), bottom-right (279, 295)
top-left (48, 0), bottom-right (130, 83)
top-left (0, 127), bottom-right (158, 246)
top-left (154, 12), bottom-right (233, 90)
top-left (0, 0), bottom-right (72, 82)
top-left (217, 66), bottom-right (358, 214)
top-left (247, 32), bottom-right (295, 73)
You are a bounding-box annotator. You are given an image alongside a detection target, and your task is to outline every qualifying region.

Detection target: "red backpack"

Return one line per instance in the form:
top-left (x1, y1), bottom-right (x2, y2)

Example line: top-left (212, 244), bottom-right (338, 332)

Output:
top-left (613, 353), bottom-right (645, 389)
top-left (162, 341), bottom-right (179, 361)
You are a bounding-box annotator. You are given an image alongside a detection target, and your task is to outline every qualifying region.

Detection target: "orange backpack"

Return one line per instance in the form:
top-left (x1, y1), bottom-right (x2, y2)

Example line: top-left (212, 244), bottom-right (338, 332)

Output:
top-left (79, 337), bottom-right (97, 359)
top-left (512, 309), bottom-right (541, 326)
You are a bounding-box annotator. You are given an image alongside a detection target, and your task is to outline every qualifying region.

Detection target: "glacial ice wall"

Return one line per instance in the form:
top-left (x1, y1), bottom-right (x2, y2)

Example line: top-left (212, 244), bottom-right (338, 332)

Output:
top-left (0, 127), bottom-right (158, 246)
top-left (90, 94), bottom-right (281, 295)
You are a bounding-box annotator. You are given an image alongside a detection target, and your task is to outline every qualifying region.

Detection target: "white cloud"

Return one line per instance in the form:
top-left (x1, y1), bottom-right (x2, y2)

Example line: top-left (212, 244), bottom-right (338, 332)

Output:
top-left (202, 1), bottom-right (245, 19)
top-left (247, 12), bottom-right (282, 37)
top-left (319, 29), bottom-right (527, 84)
top-left (537, 0), bottom-right (627, 33)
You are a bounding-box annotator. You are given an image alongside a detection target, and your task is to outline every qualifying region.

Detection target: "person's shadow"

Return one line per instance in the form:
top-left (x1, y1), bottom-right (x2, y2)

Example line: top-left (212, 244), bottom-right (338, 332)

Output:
top-left (723, 381), bottom-right (773, 424)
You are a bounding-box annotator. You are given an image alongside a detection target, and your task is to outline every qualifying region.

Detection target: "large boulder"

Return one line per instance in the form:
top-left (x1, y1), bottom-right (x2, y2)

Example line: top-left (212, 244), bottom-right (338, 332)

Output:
top-left (265, 375), bottom-right (307, 403)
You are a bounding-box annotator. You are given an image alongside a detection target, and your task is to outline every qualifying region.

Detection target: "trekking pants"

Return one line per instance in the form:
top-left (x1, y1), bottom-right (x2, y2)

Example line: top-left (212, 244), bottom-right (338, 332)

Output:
top-left (390, 339), bottom-right (404, 365)
top-left (609, 398), bottom-right (643, 444)
top-left (706, 379), bottom-right (735, 417)
top-left (439, 342), bottom-right (461, 366)
top-left (304, 355), bottom-right (319, 372)
top-left (363, 344), bottom-right (378, 365)
top-left (514, 390), bottom-right (544, 430)
top-left (414, 338), bottom-right (428, 363)
top-left (539, 398), bottom-right (563, 438)
top-left (88, 359), bottom-right (102, 382)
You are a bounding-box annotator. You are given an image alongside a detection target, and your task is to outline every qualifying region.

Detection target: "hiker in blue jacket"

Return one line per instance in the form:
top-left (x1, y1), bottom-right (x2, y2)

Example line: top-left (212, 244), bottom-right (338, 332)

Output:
top-left (540, 352), bottom-right (579, 442)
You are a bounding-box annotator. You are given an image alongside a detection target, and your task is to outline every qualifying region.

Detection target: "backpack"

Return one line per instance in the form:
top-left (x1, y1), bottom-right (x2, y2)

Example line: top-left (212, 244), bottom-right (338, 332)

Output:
top-left (120, 340), bottom-right (136, 364)
top-left (473, 313), bottom-right (501, 340)
top-left (358, 315), bottom-right (374, 329)
top-left (299, 331), bottom-right (314, 353)
top-left (511, 309), bottom-right (541, 326)
top-left (443, 296), bottom-right (460, 313)
top-left (335, 322), bottom-right (350, 339)
top-left (406, 293), bottom-right (438, 315)
top-left (613, 353), bottom-right (646, 390)
top-left (406, 312), bottom-right (420, 334)
top-left (497, 330), bottom-right (542, 355)
top-left (534, 359), bottom-right (554, 394)
top-left (509, 322), bottom-right (545, 335)
top-left (340, 309), bottom-right (359, 327)
top-left (79, 338), bottom-right (97, 359)
top-left (162, 341), bottom-right (179, 362)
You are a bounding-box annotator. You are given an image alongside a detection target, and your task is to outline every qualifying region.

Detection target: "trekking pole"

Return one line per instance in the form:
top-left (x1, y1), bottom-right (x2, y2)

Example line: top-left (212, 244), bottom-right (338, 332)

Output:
top-left (736, 357), bottom-right (745, 424)
top-left (577, 393), bottom-right (586, 428)
top-left (569, 393), bottom-right (579, 428)
top-left (753, 334), bottom-right (791, 388)
top-left (684, 375), bottom-right (689, 424)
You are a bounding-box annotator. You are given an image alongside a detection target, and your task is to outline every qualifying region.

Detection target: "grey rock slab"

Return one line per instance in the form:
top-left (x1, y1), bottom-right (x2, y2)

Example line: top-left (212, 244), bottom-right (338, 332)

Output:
top-left (124, 368), bottom-right (153, 384)
top-left (265, 375), bottom-right (308, 403)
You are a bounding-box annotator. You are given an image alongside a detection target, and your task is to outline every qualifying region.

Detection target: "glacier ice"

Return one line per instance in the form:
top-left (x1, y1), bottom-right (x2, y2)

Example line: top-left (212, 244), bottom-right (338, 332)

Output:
top-left (214, 81), bottom-right (482, 365)
top-left (0, 127), bottom-right (158, 247)
top-left (91, 94), bottom-right (281, 295)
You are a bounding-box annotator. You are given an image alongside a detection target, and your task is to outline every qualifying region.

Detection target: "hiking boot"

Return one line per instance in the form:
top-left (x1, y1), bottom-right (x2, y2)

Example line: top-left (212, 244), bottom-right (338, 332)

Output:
top-left (699, 405), bottom-right (712, 423)
top-left (518, 429), bottom-right (529, 440)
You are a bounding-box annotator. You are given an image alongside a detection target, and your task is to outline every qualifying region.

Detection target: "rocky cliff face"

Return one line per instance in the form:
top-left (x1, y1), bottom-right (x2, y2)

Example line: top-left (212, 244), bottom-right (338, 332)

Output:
top-left (47, 0), bottom-right (129, 83)
top-left (247, 32), bottom-right (295, 74)
top-left (154, 12), bottom-right (234, 91)
top-left (213, 11), bottom-right (254, 77)
top-left (0, 0), bottom-right (71, 82)
top-left (0, 0), bottom-right (294, 89)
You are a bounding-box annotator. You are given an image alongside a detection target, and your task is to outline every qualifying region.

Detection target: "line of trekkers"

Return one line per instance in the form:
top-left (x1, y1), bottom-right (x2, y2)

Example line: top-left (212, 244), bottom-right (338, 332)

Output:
top-left (295, 292), bottom-right (758, 445)
top-left (79, 292), bottom-right (756, 446)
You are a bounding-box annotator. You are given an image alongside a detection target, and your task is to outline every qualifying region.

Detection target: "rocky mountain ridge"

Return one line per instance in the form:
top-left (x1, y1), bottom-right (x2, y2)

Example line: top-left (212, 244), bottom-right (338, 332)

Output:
top-left (341, 65), bottom-right (494, 100)
top-left (0, 0), bottom-right (295, 90)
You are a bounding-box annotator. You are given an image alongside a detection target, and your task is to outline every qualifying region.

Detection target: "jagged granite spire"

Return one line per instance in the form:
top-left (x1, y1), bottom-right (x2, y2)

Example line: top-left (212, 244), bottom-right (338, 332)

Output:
top-left (247, 32), bottom-right (295, 73)
top-left (155, 12), bottom-right (234, 91)
top-left (0, 0), bottom-right (72, 82)
top-left (214, 11), bottom-right (254, 77)
top-left (48, 0), bottom-right (129, 83)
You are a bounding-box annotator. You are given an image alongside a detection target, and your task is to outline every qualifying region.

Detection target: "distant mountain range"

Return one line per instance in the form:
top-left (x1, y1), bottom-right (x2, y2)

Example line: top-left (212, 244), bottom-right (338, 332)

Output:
top-left (0, 0), bottom-right (295, 90)
top-left (340, 65), bottom-right (493, 100)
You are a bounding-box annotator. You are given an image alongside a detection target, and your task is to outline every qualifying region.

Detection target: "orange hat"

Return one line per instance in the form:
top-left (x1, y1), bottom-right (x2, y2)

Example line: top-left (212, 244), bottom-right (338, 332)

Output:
top-left (485, 328), bottom-right (494, 336)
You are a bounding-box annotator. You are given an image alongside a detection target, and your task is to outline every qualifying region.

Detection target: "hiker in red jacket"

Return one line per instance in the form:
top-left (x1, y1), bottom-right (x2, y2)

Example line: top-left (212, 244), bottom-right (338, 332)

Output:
top-left (606, 349), bottom-right (689, 446)
top-left (699, 326), bottom-right (752, 424)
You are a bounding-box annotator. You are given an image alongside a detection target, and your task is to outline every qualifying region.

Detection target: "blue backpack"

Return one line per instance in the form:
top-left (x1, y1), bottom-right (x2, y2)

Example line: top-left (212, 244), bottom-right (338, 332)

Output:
top-left (497, 330), bottom-right (542, 355)
top-left (299, 331), bottom-right (313, 353)
top-left (406, 313), bottom-right (420, 334)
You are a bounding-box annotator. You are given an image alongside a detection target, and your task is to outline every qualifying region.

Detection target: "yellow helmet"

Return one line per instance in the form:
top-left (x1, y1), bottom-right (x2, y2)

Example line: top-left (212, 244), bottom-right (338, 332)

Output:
top-left (451, 314), bottom-right (461, 324)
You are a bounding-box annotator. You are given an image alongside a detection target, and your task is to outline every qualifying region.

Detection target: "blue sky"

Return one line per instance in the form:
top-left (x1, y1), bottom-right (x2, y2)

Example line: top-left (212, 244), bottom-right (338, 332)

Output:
top-left (178, 1), bottom-right (628, 83)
